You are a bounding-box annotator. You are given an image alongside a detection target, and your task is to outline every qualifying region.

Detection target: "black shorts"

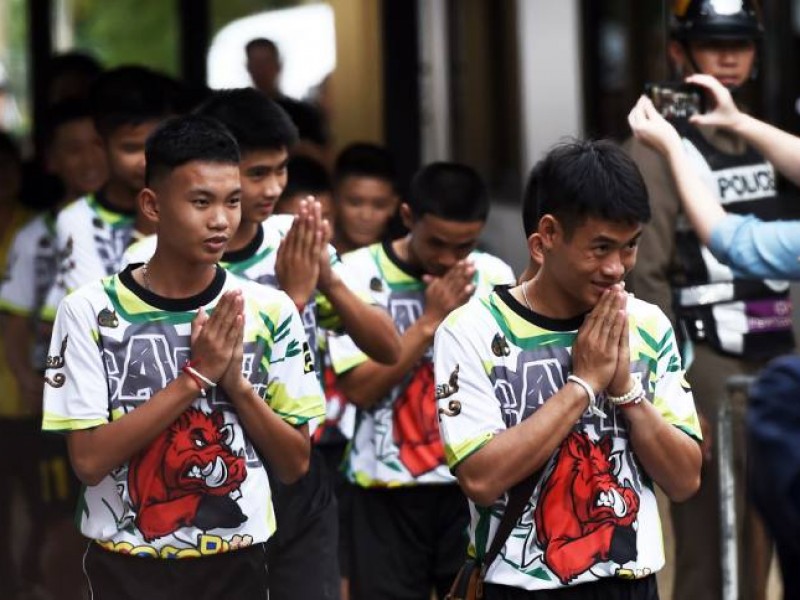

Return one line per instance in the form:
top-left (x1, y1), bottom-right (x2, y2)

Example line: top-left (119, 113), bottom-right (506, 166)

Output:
top-left (0, 419), bottom-right (80, 519)
top-left (83, 541), bottom-right (269, 600)
top-left (483, 575), bottom-right (659, 600)
top-left (266, 447), bottom-right (341, 600)
top-left (317, 441), bottom-right (352, 577)
top-left (348, 484), bottom-right (470, 600)
top-left (38, 432), bottom-right (81, 516)
top-left (0, 418), bottom-right (43, 513)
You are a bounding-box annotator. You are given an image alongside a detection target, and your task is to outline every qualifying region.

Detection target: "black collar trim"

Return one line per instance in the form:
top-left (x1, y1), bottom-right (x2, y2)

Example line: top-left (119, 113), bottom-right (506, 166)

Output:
top-left (119, 263), bottom-right (226, 312)
top-left (496, 285), bottom-right (587, 332)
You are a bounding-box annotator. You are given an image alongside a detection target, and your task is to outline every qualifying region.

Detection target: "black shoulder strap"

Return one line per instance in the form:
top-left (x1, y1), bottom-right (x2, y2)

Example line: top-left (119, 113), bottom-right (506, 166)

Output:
top-left (481, 474), bottom-right (538, 572)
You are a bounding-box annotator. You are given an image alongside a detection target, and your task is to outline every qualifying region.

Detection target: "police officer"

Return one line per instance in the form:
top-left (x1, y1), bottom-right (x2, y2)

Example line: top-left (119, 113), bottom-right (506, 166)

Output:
top-left (626, 1), bottom-right (787, 598)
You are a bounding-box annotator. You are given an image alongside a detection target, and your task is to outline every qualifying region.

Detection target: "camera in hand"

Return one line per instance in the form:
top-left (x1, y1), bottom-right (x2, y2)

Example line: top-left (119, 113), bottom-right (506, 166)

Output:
top-left (645, 82), bottom-right (706, 120)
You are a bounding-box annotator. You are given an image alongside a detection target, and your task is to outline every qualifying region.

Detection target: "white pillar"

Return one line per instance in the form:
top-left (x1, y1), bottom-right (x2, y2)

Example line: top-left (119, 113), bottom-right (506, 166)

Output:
top-left (418, 0), bottom-right (452, 163)
top-left (516, 0), bottom-right (584, 175)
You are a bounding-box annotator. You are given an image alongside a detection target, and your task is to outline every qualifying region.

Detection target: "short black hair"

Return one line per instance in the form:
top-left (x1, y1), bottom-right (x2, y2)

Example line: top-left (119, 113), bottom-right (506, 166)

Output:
top-left (334, 142), bottom-right (397, 189)
top-left (522, 139), bottom-right (650, 238)
top-left (49, 51), bottom-right (103, 82)
top-left (145, 115), bottom-right (239, 187)
top-left (90, 66), bottom-right (175, 137)
top-left (281, 156), bottom-right (331, 200)
top-left (245, 38), bottom-right (279, 58)
top-left (408, 162), bottom-right (489, 222)
top-left (44, 99), bottom-right (94, 146)
top-left (196, 88), bottom-right (298, 154)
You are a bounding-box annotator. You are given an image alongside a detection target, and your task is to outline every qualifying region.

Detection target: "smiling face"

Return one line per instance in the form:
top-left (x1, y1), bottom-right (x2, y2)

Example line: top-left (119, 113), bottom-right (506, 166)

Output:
top-left (536, 215), bottom-right (642, 315)
top-left (146, 161), bottom-right (241, 266)
top-left (239, 148), bottom-right (289, 225)
top-left (47, 118), bottom-right (107, 200)
top-left (104, 120), bottom-right (161, 202)
top-left (335, 175), bottom-right (398, 250)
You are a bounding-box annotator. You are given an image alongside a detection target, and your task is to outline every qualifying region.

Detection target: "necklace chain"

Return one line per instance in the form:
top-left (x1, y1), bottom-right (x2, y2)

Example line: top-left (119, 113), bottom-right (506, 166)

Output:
top-left (142, 262), bottom-right (151, 291)
top-left (521, 281), bottom-right (532, 311)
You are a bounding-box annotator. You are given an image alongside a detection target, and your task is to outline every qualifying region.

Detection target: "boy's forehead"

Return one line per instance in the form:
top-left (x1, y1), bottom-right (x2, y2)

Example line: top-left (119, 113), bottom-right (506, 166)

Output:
top-left (166, 160), bottom-right (240, 187)
top-left (241, 147), bottom-right (288, 167)
top-left (571, 216), bottom-right (643, 239)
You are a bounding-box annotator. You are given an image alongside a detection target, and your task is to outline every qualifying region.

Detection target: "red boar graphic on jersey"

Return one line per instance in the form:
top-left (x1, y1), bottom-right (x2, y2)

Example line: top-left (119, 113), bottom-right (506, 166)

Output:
top-left (128, 408), bottom-right (248, 541)
top-left (534, 432), bottom-right (640, 584)
top-left (393, 362), bottom-right (443, 477)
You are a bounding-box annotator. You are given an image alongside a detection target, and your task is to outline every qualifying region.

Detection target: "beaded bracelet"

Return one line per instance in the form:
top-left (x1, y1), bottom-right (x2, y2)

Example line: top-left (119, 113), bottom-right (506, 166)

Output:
top-left (607, 377), bottom-right (645, 408)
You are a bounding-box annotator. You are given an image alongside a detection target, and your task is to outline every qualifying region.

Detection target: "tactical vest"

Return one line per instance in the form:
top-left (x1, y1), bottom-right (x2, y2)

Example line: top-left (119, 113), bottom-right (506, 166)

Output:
top-left (672, 122), bottom-right (795, 359)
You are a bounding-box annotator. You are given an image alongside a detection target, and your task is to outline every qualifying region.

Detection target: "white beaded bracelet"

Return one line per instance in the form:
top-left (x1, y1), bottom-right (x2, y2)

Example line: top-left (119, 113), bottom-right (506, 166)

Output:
top-left (607, 377), bottom-right (644, 406)
top-left (567, 374), bottom-right (606, 418)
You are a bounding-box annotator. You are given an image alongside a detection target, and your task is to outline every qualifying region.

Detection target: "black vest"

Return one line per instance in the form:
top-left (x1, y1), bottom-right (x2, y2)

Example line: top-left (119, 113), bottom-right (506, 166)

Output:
top-left (672, 122), bottom-right (795, 360)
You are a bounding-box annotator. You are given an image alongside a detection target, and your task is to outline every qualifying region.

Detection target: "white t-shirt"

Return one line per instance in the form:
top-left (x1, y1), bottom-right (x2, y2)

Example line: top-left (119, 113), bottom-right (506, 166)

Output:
top-left (42, 266), bottom-right (325, 557)
top-left (327, 240), bottom-right (515, 487)
top-left (434, 287), bottom-right (702, 591)
top-left (42, 194), bottom-right (135, 320)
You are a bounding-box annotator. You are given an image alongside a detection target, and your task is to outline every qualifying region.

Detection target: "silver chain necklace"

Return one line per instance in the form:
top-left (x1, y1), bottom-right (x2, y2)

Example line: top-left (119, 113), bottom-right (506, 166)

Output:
top-left (521, 281), bottom-right (533, 311)
top-left (142, 262), bottom-right (151, 291)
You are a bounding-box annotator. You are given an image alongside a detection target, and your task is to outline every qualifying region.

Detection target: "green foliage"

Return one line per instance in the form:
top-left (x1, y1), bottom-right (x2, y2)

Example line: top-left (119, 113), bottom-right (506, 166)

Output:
top-left (71, 0), bottom-right (179, 74)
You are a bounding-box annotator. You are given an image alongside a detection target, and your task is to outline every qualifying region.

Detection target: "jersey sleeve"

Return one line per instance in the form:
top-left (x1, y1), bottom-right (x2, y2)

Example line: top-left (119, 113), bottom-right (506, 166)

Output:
top-left (434, 317), bottom-right (506, 471)
top-left (40, 214), bottom-right (73, 321)
top-left (647, 308), bottom-right (703, 442)
top-left (262, 297), bottom-right (326, 427)
top-left (315, 247), bottom-right (379, 333)
top-left (0, 225), bottom-right (36, 315)
top-left (42, 294), bottom-right (111, 433)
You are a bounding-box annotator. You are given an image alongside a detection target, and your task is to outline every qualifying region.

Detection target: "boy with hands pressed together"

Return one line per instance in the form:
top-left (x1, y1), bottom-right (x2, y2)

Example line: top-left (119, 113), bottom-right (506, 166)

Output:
top-left (43, 115), bottom-right (323, 599)
top-left (435, 140), bottom-right (701, 599)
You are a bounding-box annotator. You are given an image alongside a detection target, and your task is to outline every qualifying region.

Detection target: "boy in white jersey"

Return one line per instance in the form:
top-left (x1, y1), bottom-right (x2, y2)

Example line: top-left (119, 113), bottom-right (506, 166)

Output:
top-left (328, 162), bottom-right (514, 599)
top-left (42, 66), bottom-right (174, 320)
top-left (0, 99), bottom-right (106, 600)
top-left (196, 89), bottom-right (399, 600)
top-left (434, 140), bottom-right (702, 599)
top-left (43, 115), bottom-right (324, 598)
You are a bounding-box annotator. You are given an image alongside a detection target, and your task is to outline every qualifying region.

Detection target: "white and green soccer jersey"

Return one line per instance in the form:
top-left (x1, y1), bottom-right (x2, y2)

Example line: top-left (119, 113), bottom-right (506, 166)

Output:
top-left (122, 215), bottom-right (362, 377)
top-left (42, 266), bottom-right (325, 558)
top-left (434, 287), bottom-right (702, 591)
top-left (328, 241), bottom-right (515, 487)
top-left (0, 212), bottom-right (58, 370)
top-left (42, 193), bottom-right (135, 320)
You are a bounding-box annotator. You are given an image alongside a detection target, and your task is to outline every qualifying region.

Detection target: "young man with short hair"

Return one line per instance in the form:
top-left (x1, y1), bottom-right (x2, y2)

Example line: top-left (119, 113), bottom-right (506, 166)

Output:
top-left (328, 162), bottom-right (514, 599)
top-left (435, 140), bottom-right (702, 599)
top-left (42, 66), bottom-right (173, 320)
top-left (43, 115), bottom-right (324, 598)
top-left (119, 88), bottom-right (399, 600)
top-left (332, 142), bottom-right (400, 255)
top-left (0, 99), bottom-right (107, 600)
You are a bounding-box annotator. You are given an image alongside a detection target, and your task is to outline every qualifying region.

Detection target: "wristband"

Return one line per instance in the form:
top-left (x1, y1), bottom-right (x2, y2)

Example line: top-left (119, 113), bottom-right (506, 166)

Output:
top-left (607, 377), bottom-right (644, 406)
top-left (182, 359), bottom-right (216, 397)
top-left (567, 374), bottom-right (606, 419)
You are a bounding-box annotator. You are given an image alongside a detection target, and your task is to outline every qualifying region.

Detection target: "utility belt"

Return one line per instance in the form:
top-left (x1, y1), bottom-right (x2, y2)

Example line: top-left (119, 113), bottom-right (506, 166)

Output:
top-left (675, 281), bottom-right (794, 360)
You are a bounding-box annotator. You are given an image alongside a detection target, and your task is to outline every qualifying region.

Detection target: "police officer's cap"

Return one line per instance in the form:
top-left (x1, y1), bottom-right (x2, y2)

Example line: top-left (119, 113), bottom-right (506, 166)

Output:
top-left (671, 0), bottom-right (763, 41)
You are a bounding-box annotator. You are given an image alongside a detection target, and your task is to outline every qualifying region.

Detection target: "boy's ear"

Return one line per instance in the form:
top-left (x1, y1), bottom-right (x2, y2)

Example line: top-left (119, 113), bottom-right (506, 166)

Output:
top-left (527, 232), bottom-right (545, 267)
top-left (399, 203), bottom-right (415, 230)
top-left (139, 188), bottom-right (159, 224)
top-left (537, 214), bottom-right (560, 249)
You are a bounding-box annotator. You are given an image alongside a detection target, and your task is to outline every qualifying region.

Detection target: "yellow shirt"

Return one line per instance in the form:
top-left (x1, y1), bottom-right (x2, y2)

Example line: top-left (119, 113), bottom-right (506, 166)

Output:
top-left (0, 205), bottom-right (36, 418)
